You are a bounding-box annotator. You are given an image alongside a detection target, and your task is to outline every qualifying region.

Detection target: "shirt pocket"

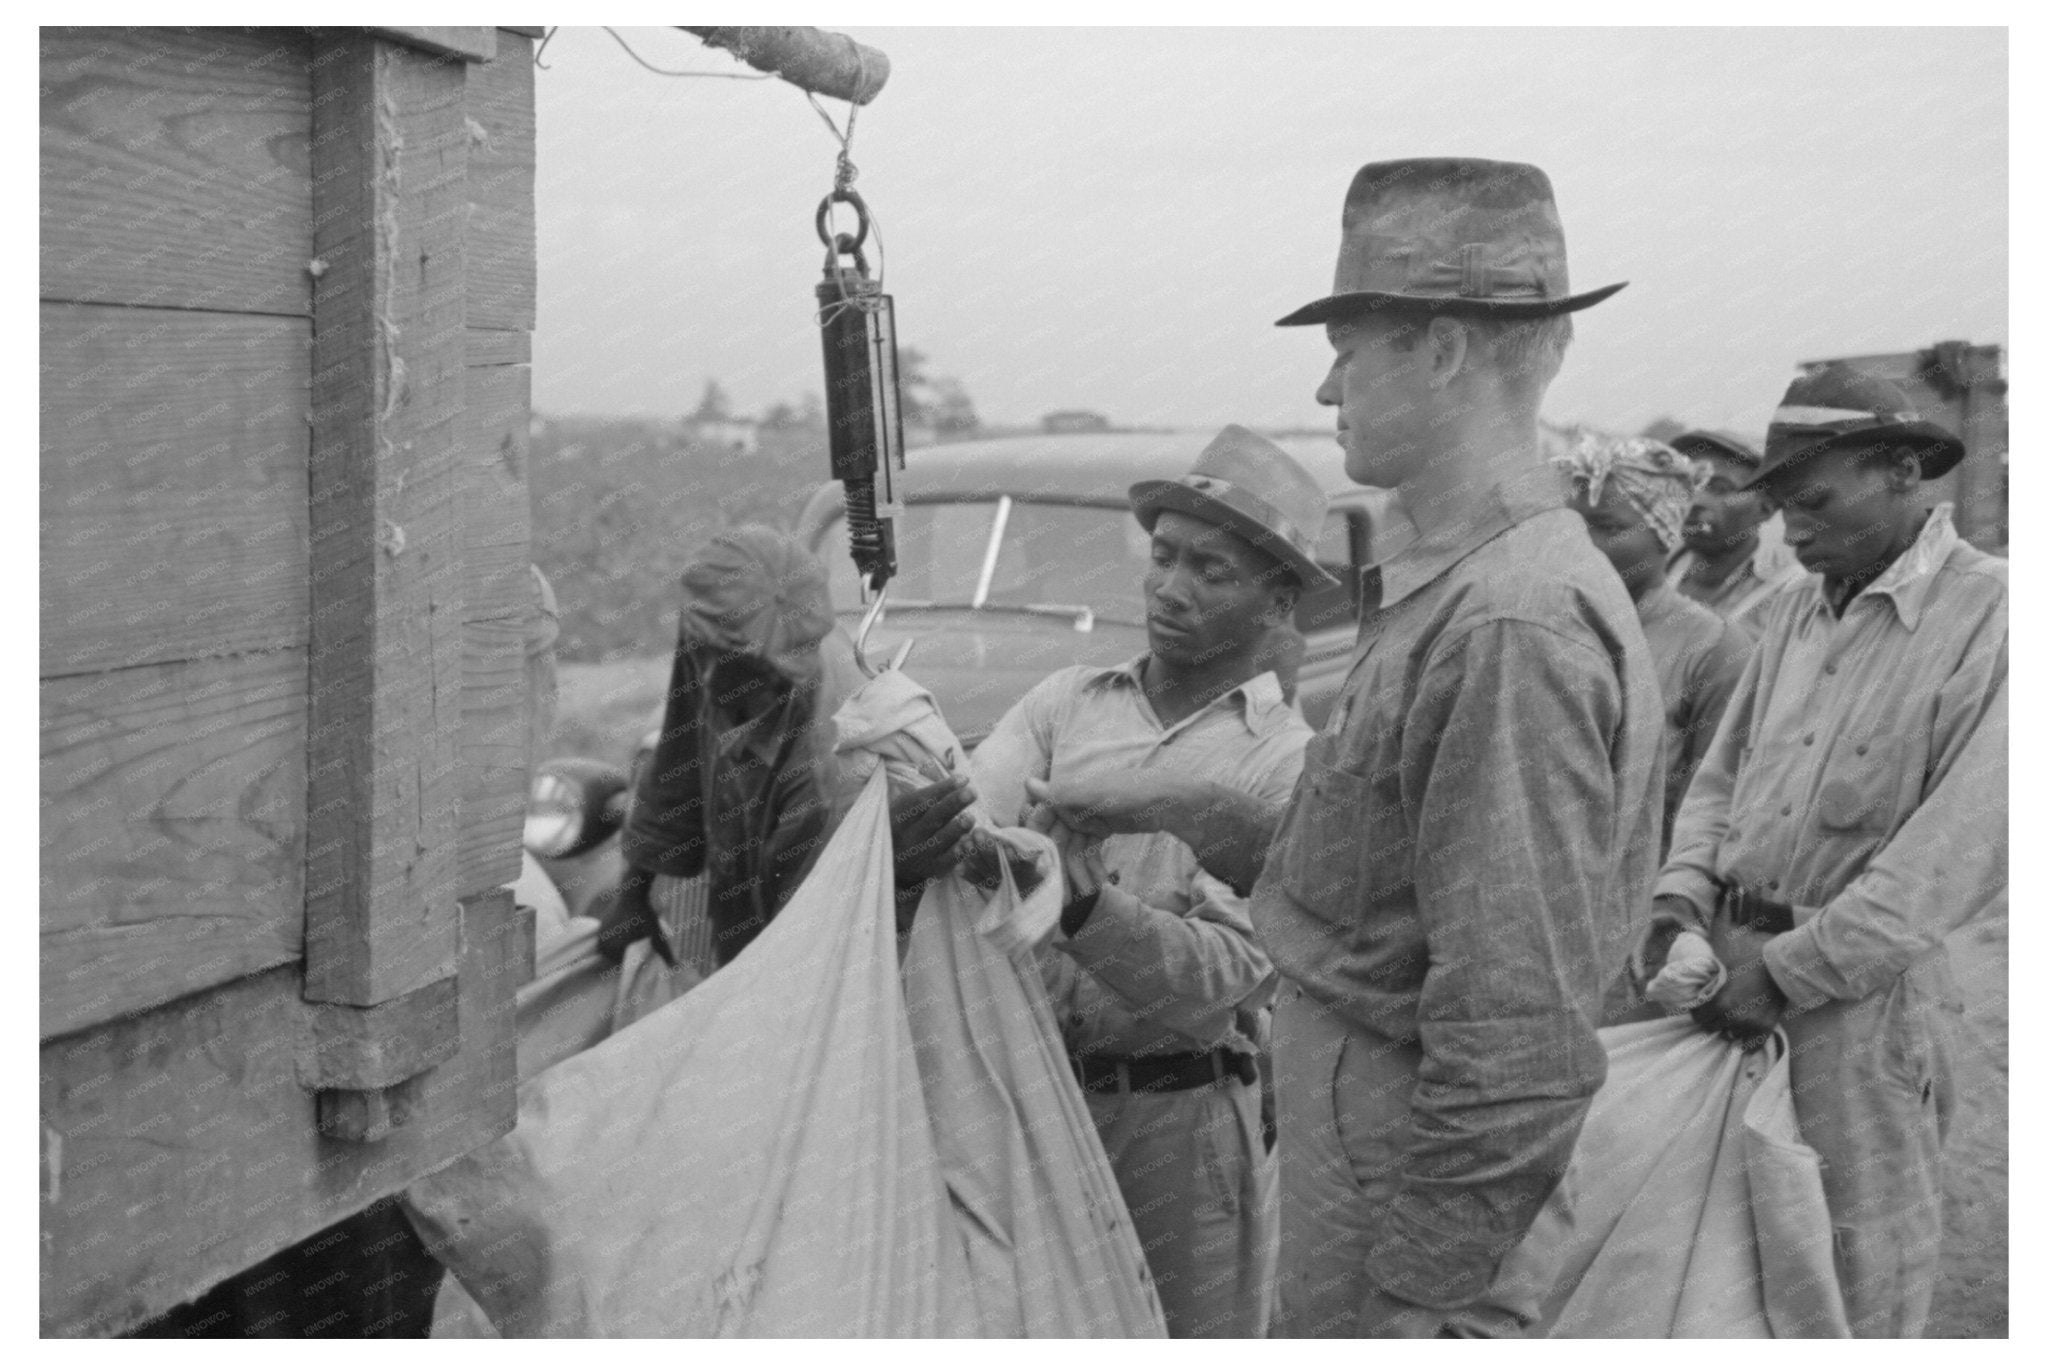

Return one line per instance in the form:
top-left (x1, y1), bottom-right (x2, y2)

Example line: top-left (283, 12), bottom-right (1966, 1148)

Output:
top-left (1815, 734), bottom-right (1907, 834)
top-left (1278, 741), bottom-right (1375, 923)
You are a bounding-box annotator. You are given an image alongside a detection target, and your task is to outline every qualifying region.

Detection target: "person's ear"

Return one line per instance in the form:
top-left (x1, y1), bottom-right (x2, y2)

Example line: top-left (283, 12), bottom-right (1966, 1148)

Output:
top-left (1427, 316), bottom-right (1470, 389)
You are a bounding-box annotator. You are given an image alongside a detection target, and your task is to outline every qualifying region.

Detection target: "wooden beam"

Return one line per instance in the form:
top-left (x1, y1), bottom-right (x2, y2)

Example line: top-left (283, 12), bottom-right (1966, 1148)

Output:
top-left (368, 26), bottom-right (497, 63)
top-left (39, 890), bottom-right (520, 1337)
top-left (39, 303), bottom-right (311, 678)
top-left (39, 28), bottom-right (313, 315)
top-left (680, 25), bottom-right (890, 104)
top-left (303, 35), bottom-right (468, 1006)
top-left (40, 652), bottom-right (307, 1039)
top-left (465, 30), bottom-right (537, 332)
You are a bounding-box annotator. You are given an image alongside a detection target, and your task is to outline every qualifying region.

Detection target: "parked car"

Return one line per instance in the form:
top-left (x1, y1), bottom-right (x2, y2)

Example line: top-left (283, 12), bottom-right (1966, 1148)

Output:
top-left (790, 431), bottom-right (1411, 745)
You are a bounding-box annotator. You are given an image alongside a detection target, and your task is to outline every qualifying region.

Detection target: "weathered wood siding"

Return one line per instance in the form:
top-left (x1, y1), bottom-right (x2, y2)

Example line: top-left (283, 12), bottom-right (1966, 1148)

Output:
top-left (40, 25), bottom-right (538, 1335)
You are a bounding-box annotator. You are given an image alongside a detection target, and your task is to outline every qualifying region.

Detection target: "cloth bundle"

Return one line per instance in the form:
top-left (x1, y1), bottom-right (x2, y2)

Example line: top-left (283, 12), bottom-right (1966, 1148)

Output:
top-left (406, 667), bottom-right (1165, 1338)
top-left (1485, 1017), bottom-right (1848, 1337)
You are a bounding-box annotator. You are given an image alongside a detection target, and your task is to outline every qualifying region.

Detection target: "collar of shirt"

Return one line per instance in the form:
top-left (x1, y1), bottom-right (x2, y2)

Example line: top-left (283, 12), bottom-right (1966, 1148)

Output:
top-left (1081, 654), bottom-right (1291, 739)
top-left (1373, 473), bottom-right (1566, 611)
top-left (1842, 503), bottom-right (1958, 631)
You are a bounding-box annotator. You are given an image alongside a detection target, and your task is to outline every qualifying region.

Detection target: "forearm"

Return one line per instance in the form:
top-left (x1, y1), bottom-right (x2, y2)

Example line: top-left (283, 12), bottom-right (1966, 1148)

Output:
top-left (1170, 779), bottom-right (1283, 894)
top-left (1059, 882), bottom-right (1271, 1038)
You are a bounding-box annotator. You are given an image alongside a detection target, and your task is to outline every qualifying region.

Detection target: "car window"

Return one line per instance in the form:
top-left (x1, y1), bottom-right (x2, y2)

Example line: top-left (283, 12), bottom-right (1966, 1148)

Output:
top-left (813, 501), bottom-right (1149, 624)
top-left (1295, 509), bottom-right (1360, 635)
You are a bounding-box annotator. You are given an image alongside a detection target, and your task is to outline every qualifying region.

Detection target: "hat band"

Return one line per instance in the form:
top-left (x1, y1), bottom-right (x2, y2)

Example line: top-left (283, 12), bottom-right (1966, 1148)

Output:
top-left (1176, 475), bottom-right (1309, 555)
top-left (1772, 403), bottom-right (1922, 430)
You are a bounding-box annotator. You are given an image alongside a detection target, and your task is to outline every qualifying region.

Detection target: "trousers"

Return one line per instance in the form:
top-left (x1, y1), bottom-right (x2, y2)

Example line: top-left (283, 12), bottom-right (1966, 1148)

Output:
top-left (1779, 964), bottom-right (1957, 1337)
top-left (1084, 1070), bottom-right (1275, 1337)
top-left (1269, 984), bottom-right (1523, 1338)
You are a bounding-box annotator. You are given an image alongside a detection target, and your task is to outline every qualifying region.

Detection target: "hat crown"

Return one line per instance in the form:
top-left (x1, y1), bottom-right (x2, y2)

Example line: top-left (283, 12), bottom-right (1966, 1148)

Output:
top-left (1671, 428), bottom-right (1763, 468)
top-left (1777, 364), bottom-right (1920, 424)
top-left (1128, 425), bottom-right (1338, 592)
top-left (1338, 158), bottom-right (1571, 306)
top-left (1181, 425), bottom-right (1328, 540)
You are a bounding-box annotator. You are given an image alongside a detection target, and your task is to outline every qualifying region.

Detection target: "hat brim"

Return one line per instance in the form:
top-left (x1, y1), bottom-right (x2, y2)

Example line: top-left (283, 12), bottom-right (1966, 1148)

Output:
top-left (1275, 280), bottom-right (1627, 328)
top-left (1129, 481), bottom-right (1342, 593)
top-left (1743, 422), bottom-right (1966, 491)
top-left (1670, 431), bottom-right (1762, 470)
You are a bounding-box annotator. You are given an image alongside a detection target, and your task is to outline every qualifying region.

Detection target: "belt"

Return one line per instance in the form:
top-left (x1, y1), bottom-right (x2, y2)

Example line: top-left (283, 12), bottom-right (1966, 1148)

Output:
top-left (1071, 1048), bottom-right (1257, 1095)
top-left (1714, 878), bottom-right (1795, 935)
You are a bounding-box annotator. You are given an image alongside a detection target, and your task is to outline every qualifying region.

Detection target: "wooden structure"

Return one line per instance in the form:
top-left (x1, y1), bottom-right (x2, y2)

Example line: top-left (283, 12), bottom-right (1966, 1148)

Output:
top-left (1798, 342), bottom-right (2009, 552)
top-left (40, 26), bottom-right (540, 1336)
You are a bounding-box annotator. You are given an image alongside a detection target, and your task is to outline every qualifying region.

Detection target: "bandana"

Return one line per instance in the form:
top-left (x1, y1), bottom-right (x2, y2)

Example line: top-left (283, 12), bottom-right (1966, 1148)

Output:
top-left (677, 526), bottom-right (835, 684)
top-left (1552, 434), bottom-right (1702, 553)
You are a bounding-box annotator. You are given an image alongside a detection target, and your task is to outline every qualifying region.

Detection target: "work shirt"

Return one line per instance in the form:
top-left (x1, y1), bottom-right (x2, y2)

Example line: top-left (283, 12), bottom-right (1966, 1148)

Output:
top-left (972, 659), bottom-right (1310, 1061)
top-left (1253, 475), bottom-right (1665, 1309)
top-left (1669, 518), bottom-right (1804, 627)
top-left (1655, 504), bottom-right (2007, 1010)
top-left (1635, 582), bottom-right (1754, 848)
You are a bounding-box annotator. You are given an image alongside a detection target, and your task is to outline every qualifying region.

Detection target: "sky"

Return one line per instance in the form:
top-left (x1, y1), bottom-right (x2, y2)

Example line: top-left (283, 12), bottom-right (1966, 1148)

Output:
top-left (531, 25), bottom-right (2007, 440)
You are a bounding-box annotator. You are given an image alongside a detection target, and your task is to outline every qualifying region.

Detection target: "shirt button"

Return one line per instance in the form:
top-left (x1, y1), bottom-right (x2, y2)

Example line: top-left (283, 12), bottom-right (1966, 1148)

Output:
top-left (1802, 734), bottom-right (1814, 746)
top-left (1780, 804), bottom-right (1793, 817)
top-left (1824, 664), bottom-right (1838, 676)
top-left (1856, 743), bottom-right (1869, 756)
top-left (1769, 880), bottom-right (1781, 891)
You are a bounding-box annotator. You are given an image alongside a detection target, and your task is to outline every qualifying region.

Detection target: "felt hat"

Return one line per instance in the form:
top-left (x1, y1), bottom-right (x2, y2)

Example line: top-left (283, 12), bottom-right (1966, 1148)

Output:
top-left (1276, 157), bottom-right (1626, 326)
top-left (1749, 365), bottom-right (1965, 489)
top-left (1129, 425), bottom-right (1340, 591)
top-left (1669, 428), bottom-right (1763, 471)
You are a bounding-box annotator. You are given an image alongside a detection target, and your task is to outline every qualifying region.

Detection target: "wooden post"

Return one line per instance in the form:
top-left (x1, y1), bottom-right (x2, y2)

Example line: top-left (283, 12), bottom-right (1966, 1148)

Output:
top-left (303, 34), bottom-right (468, 1008)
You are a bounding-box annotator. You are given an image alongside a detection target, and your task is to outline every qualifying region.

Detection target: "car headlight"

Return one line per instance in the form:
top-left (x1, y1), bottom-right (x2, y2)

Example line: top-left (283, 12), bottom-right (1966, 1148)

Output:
top-left (523, 758), bottom-right (629, 859)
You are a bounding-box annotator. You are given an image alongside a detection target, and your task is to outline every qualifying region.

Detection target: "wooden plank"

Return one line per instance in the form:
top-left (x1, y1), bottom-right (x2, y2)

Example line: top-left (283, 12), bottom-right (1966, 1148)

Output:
top-left (462, 361), bottom-right (533, 620)
top-left (368, 26), bottom-right (496, 62)
top-left (464, 30), bottom-right (536, 332)
top-left (39, 303), bottom-right (310, 678)
top-left (456, 360), bottom-right (532, 897)
top-left (459, 612), bottom-right (529, 897)
top-left (466, 325), bottom-right (530, 367)
top-left (299, 978), bottom-right (460, 1091)
top-left (303, 35), bottom-right (469, 1006)
top-left (40, 651), bottom-right (307, 1040)
top-left (40, 28), bottom-right (312, 315)
top-left (39, 890), bottom-right (521, 1338)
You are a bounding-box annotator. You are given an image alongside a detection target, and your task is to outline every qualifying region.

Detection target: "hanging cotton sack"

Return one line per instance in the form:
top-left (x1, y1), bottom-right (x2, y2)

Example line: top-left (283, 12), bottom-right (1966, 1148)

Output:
top-left (835, 666), bottom-right (1169, 1337)
top-left (405, 772), bottom-right (974, 1337)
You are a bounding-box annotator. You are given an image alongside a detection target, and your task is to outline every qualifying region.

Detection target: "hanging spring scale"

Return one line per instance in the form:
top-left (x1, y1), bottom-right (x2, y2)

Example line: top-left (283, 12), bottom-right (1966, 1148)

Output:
top-left (814, 185), bottom-right (910, 669)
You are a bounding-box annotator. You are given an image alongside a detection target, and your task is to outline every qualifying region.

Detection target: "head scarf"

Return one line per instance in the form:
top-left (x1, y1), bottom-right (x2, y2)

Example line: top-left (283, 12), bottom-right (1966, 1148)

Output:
top-left (1552, 433), bottom-right (1703, 553)
top-left (676, 525), bottom-right (835, 683)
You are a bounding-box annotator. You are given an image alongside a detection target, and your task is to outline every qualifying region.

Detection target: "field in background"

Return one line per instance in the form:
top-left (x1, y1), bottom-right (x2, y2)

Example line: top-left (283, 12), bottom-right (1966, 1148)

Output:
top-left (550, 659), bottom-right (2010, 1338)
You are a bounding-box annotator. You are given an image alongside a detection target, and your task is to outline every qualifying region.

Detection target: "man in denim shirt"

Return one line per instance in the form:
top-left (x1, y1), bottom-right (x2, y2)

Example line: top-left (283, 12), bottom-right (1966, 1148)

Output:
top-left (1253, 159), bottom-right (1664, 1337)
top-left (1649, 366), bottom-right (2008, 1336)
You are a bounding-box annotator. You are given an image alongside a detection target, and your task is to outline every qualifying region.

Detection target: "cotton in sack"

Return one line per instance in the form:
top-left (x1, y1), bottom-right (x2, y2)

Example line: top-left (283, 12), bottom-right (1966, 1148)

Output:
top-left (1485, 1016), bottom-right (1849, 1337)
top-left (834, 666), bottom-right (1168, 1337)
top-left (406, 773), bottom-right (973, 1337)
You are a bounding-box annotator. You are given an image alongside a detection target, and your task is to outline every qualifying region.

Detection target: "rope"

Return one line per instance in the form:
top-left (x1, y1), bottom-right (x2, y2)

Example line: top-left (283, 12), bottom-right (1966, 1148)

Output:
top-left (599, 26), bottom-right (775, 80)
top-left (809, 43), bottom-right (885, 328)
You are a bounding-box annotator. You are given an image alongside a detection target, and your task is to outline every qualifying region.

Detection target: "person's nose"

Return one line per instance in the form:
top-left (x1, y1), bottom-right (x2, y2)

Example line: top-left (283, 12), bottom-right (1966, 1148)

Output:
top-left (1315, 360), bottom-right (1341, 409)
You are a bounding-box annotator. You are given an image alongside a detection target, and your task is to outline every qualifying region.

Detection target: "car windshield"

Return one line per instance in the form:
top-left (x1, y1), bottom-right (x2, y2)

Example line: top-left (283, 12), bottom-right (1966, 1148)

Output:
top-left (818, 499), bottom-right (1151, 626)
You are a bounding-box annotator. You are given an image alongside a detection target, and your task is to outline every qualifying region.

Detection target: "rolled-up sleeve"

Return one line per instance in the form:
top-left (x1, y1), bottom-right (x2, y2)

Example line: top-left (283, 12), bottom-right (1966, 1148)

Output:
top-left (1058, 870), bottom-right (1273, 1042)
top-left (1363, 620), bottom-right (1621, 1309)
top-left (1763, 621), bottom-right (2008, 1009)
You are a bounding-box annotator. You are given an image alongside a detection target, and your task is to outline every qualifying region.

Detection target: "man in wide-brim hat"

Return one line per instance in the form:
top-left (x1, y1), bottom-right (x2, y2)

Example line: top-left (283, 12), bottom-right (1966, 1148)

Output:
top-left (969, 425), bottom-right (1328, 1337)
top-left (1244, 157), bottom-right (1666, 1337)
top-left (1644, 364), bottom-right (2005, 1336)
